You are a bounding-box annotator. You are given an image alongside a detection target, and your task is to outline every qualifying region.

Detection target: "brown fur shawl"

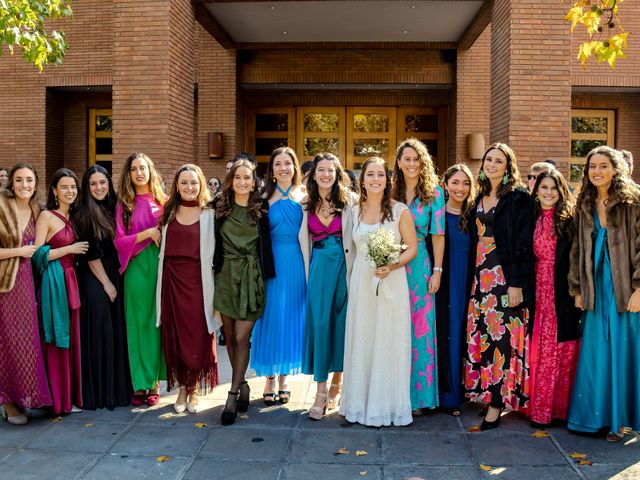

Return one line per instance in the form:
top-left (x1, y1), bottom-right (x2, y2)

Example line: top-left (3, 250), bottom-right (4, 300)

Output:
top-left (0, 193), bottom-right (39, 292)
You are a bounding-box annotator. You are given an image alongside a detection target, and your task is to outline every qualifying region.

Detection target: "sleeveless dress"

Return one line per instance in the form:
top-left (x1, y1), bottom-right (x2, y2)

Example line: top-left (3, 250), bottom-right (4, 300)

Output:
top-left (78, 225), bottom-right (132, 410)
top-left (302, 213), bottom-right (348, 382)
top-left (340, 203), bottom-right (413, 427)
top-left (464, 200), bottom-right (530, 411)
top-left (44, 210), bottom-right (83, 414)
top-left (528, 208), bottom-right (579, 424)
top-left (251, 198), bottom-right (306, 376)
top-left (406, 188), bottom-right (445, 410)
top-left (0, 216), bottom-right (52, 409)
top-left (568, 213), bottom-right (640, 433)
top-left (161, 219), bottom-right (217, 392)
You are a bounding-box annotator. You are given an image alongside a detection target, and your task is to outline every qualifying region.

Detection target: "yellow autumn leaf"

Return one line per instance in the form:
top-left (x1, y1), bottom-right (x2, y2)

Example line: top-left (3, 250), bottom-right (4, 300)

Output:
top-left (156, 455), bottom-right (171, 463)
top-left (355, 450), bottom-right (368, 456)
top-left (564, 6), bottom-right (584, 32)
top-left (479, 464), bottom-right (493, 471)
top-left (579, 459), bottom-right (593, 466)
top-left (239, 414), bottom-right (249, 419)
top-left (610, 32), bottom-right (629, 50)
top-left (569, 452), bottom-right (588, 459)
top-left (194, 423), bottom-right (207, 428)
top-left (531, 430), bottom-right (550, 438)
top-left (582, 10), bottom-right (602, 36)
top-left (359, 472), bottom-right (367, 477)
top-left (50, 416), bottom-right (63, 423)
top-left (468, 425), bottom-right (481, 432)
top-left (336, 447), bottom-right (350, 454)
top-left (84, 423), bottom-right (94, 427)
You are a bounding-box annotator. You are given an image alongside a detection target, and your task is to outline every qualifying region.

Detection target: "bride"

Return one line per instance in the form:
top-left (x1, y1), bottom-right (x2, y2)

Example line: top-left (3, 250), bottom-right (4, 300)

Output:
top-left (339, 156), bottom-right (418, 427)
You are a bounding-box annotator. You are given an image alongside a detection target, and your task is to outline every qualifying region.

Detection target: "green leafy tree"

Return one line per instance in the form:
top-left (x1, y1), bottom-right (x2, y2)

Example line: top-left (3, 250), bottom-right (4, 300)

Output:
top-left (565, 0), bottom-right (629, 68)
top-left (0, 0), bottom-right (73, 71)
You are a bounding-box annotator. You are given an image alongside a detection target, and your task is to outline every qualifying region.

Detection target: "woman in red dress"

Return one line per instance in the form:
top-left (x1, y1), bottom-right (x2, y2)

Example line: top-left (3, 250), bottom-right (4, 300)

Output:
top-left (34, 168), bottom-right (89, 415)
top-left (156, 164), bottom-right (218, 414)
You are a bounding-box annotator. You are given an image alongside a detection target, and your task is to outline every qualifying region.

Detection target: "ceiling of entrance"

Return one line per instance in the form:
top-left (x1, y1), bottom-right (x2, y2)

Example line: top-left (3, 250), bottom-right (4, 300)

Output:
top-left (203, 1), bottom-right (485, 43)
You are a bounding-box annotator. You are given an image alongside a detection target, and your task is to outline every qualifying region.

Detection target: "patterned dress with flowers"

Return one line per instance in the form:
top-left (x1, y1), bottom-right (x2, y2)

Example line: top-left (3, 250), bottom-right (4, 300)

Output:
top-left (464, 201), bottom-right (530, 411)
top-left (406, 187), bottom-right (446, 410)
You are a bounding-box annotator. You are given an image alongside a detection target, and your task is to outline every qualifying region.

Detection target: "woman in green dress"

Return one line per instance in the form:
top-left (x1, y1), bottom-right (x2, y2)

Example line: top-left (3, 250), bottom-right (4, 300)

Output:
top-left (115, 153), bottom-right (167, 407)
top-left (213, 159), bottom-right (275, 426)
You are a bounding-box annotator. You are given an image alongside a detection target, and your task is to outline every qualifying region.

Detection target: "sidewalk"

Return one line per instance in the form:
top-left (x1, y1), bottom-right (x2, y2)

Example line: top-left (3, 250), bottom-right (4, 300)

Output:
top-left (1, 347), bottom-right (638, 480)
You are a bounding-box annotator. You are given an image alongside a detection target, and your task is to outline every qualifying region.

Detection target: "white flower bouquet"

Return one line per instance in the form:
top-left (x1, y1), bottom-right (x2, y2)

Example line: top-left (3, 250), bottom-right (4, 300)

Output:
top-left (365, 227), bottom-right (405, 296)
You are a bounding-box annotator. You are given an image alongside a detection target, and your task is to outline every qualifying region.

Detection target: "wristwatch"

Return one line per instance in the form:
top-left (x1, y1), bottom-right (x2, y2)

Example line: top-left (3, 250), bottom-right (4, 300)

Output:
top-left (433, 266), bottom-right (443, 273)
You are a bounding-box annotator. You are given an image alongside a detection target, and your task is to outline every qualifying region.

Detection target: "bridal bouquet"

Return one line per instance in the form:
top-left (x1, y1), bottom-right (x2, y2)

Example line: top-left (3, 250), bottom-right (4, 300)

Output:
top-left (365, 227), bottom-right (405, 296)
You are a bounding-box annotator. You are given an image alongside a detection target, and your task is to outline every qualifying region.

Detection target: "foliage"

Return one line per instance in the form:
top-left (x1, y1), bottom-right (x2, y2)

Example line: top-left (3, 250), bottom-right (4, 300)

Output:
top-left (0, 0), bottom-right (73, 71)
top-left (565, 1), bottom-right (628, 68)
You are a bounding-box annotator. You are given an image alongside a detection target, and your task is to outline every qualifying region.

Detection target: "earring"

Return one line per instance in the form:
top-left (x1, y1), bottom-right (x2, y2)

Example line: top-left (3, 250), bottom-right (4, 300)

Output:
top-left (54, 195), bottom-right (59, 207)
top-left (502, 173), bottom-right (510, 185)
top-left (478, 170), bottom-right (487, 181)
top-left (534, 196), bottom-right (540, 202)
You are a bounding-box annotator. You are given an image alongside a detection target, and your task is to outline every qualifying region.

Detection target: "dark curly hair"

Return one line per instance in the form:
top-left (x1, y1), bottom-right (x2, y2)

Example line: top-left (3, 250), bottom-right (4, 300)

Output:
top-left (303, 153), bottom-right (351, 214)
top-left (477, 142), bottom-right (525, 197)
top-left (358, 157), bottom-right (394, 224)
top-left (215, 159), bottom-right (263, 221)
top-left (532, 169), bottom-right (575, 239)
top-left (392, 138), bottom-right (438, 206)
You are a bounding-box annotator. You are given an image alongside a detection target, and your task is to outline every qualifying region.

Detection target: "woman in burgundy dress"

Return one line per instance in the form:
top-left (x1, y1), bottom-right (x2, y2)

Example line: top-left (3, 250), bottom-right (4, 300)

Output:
top-left (34, 168), bottom-right (89, 415)
top-left (528, 169), bottom-right (581, 427)
top-left (0, 164), bottom-right (51, 425)
top-left (156, 164), bottom-right (218, 414)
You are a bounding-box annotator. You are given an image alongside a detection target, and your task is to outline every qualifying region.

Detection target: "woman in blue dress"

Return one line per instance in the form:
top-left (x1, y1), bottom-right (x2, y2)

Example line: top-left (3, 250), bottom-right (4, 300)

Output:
top-left (391, 138), bottom-right (445, 414)
top-left (568, 145), bottom-right (640, 442)
top-left (436, 164), bottom-right (476, 415)
top-left (251, 147), bottom-right (306, 405)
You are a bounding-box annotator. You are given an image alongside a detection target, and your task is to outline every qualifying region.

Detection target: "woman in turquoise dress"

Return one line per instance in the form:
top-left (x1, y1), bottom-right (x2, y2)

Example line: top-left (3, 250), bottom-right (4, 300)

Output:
top-left (568, 146), bottom-right (640, 442)
top-left (392, 138), bottom-right (445, 414)
top-left (251, 147), bottom-right (306, 405)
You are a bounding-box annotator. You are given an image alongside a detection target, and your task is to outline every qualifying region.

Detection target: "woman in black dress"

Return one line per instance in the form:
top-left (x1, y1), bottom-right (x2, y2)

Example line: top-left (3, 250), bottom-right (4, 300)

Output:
top-left (75, 165), bottom-right (132, 410)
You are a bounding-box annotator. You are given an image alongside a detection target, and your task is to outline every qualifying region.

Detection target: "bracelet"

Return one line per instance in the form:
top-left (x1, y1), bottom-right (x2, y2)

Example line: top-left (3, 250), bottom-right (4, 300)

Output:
top-left (433, 266), bottom-right (443, 273)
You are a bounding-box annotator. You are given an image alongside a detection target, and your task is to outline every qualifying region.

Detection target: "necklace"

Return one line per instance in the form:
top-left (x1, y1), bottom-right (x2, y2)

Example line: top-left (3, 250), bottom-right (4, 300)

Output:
top-left (319, 201), bottom-right (334, 218)
top-left (446, 203), bottom-right (462, 214)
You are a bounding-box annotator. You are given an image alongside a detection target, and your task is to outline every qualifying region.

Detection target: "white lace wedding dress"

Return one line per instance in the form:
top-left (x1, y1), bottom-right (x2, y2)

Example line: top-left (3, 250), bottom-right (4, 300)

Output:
top-left (339, 202), bottom-right (413, 427)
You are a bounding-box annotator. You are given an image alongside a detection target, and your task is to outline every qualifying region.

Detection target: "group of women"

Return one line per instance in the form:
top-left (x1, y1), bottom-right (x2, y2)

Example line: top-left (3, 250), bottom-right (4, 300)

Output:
top-left (0, 140), bottom-right (638, 443)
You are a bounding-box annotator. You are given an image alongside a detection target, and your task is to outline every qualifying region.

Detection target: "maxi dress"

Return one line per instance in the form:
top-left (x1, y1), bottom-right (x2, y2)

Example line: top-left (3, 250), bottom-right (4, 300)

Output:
top-left (78, 229), bottom-right (132, 410)
top-left (251, 197), bottom-right (306, 376)
top-left (340, 203), bottom-right (413, 427)
top-left (568, 213), bottom-right (640, 433)
top-left (302, 213), bottom-right (347, 382)
top-left (44, 210), bottom-right (83, 414)
top-left (0, 216), bottom-right (52, 410)
top-left (115, 194), bottom-right (165, 392)
top-left (437, 211), bottom-right (470, 410)
top-left (161, 219), bottom-right (217, 393)
top-left (464, 201), bottom-right (530, 411)
top-left (406, 188), bottom-right (446, 410)
top-left (528, 208), bottom-right (579, 424)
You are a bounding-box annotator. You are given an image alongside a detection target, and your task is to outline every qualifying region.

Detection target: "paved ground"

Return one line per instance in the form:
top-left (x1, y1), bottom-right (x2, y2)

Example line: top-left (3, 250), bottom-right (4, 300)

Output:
top-left (1, 347), bottom-right (639, 480)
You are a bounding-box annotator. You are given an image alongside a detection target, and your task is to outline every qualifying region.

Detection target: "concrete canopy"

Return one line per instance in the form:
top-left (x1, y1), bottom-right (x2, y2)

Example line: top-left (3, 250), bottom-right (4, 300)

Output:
top-left (199, 1), bottom-right (485, 45)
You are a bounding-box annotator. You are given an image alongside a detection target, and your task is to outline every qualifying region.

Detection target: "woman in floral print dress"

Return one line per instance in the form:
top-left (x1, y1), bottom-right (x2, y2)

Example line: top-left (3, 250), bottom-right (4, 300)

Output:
top-left (392, 138), bottom-right (445, 414)
top-left (464, 143), bottom-right (534, 431)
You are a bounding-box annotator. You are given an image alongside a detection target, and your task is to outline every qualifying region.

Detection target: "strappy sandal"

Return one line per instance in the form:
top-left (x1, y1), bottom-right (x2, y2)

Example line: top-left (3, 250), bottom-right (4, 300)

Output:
top-left (309, 393), bottom-right (328, 421)
top-left (327, 383), bottom-right (341, 410)
top-left (606, 428), bottom-right (630, 443)
top-left (278, 376), bottom-right (291, 404)
top-left (263, 377), bottom-right (276, 406)
top-left (237, 381), bottom-right (250, 412)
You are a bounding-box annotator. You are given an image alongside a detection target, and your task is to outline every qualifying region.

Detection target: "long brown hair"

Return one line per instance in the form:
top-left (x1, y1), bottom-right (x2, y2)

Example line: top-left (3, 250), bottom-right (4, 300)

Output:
top-left (262, 147), bottom-right (302, 199)
top-left (443, 163), bottom-right (477, 233)
top-left (46, 168), bottom-right (80, 212)
top-left (215, 159), bottom-right (263, 221)
top-left (392, 138), bottom-right (438, 205)
top-left (576, 145), bottom-right (640, 219)
top-left (532, 169), bottom-right (575, 238)
top-left (74, 165), bottom-right (116, 242)
top-left (117, 152), bottom-right (166, 229)
top-left (477, 143), bottom-right (524, 197)
top-left (359, 156), bottom-right (394, 223)
top-left (159, 164), bottom-right (211, 226)
top-left (304, 153), bottom-right (351, 214)
top-left (4, 163), bottom-right (40, 214)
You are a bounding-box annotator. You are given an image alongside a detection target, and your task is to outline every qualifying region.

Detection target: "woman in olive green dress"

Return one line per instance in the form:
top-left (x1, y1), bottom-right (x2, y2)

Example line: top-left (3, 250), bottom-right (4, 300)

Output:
top-left (213, 159), bottom-right (275, 426)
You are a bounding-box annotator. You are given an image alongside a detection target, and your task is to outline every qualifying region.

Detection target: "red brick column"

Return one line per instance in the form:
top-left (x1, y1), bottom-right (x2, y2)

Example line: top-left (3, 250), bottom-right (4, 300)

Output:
top-left (112, 0), bottom-right (195, 182)
top-left (490, 0), bottom-right (571, 171)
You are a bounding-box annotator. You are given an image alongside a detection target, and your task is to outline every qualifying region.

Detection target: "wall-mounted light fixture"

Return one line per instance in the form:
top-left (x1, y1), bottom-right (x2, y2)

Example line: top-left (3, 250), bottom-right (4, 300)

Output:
top-left (467, 133), bottom-right (485, 161)
top-left (208, 132), bottom-right (223, 158)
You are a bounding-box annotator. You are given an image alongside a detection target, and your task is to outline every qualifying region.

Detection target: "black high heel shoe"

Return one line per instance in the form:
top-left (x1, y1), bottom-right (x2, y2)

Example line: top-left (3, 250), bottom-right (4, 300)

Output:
top-left (238, 381), bottom-right (250, 413)
top-left (221, 391), bottom-right (239, 426)
top-left (480, 407), bottom-right (503, 431)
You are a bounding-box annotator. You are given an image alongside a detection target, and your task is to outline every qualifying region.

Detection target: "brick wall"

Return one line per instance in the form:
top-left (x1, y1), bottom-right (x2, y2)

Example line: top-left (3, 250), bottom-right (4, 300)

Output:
top-left (490, 0), bottom-right (572, 172)
top-left (455, 25), bottom-right (491, 172)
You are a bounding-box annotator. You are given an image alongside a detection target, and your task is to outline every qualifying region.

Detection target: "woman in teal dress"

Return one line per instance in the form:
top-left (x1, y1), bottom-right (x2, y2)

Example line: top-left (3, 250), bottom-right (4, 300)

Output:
top-left (251, 147), bottom-right (306, 405)
top-left (392, 138), bottom-right (445, 414)
top-left (568, 146), bottom-right (640, 442)
top-left (213, 159), bottom-right (275, 426)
